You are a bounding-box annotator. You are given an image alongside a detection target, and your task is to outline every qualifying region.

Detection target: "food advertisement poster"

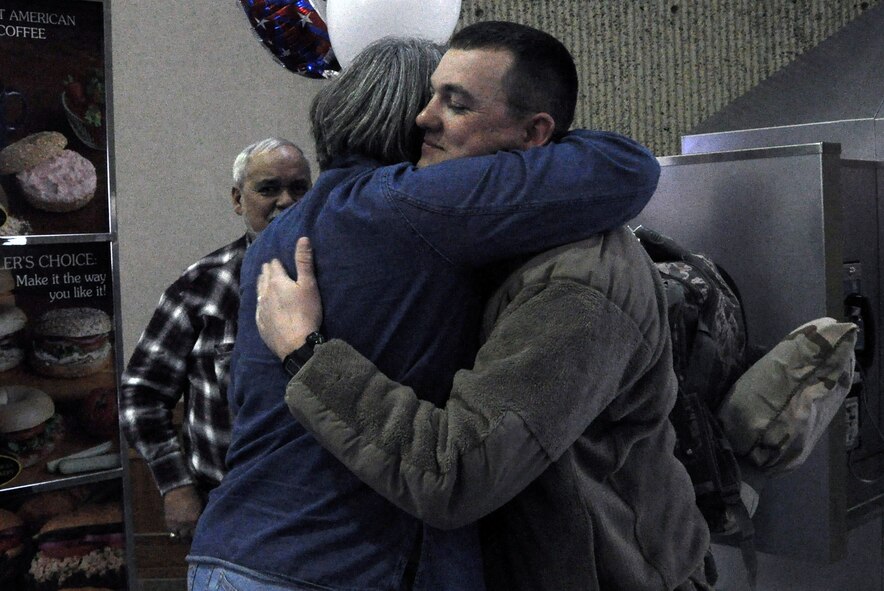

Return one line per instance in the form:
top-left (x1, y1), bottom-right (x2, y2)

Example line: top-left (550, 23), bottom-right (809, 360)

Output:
top-left (0, 0), bottom-right (109, 236)
top-left (0, 480), bottom-right (127, 589)
top-left (0, 241), bottom-right (118, 489)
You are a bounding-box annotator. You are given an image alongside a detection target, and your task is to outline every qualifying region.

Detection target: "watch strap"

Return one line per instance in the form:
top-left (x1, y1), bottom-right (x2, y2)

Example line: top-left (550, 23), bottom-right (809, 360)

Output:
top-left (283, 331), bottom-right (325, 376)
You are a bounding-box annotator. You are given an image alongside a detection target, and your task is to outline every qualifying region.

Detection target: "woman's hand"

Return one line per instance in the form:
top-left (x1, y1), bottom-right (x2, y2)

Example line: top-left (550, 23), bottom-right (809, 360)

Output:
top-left (256, 237), bottom-right (323, 360)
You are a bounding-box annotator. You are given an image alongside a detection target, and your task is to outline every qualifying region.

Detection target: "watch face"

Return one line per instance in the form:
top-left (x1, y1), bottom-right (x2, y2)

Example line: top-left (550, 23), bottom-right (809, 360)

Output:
top-left (307, 331), bottom-right (326, 347)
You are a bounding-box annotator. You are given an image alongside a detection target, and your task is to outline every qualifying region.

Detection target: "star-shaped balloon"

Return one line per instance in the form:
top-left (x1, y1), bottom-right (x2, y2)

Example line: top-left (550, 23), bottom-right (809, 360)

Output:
top-left (240, 0), bottom-right (340, 78)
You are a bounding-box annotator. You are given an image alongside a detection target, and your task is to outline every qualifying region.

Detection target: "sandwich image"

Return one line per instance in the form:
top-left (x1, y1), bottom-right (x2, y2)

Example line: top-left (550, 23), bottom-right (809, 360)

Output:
top-left (29, 307), bottom-right (113, 378)
top-left (0, 131), bottom-right (97, 213)
top-left (26, 503), bottom-right (126, 591)
top-left (0, 508), bottom-right (29, 586)
top-left (0, 385), bottom-right (64, 468)
top-left (0, 302), bottom-right (26, 372)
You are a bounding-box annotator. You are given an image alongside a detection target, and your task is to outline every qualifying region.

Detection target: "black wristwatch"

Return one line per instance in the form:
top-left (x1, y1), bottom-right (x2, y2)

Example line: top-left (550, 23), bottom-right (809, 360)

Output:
top-left (283, 331), bottom-right (326, 377)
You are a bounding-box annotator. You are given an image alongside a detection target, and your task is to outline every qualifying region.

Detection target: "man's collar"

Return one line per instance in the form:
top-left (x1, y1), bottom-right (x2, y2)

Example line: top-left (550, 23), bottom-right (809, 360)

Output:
top-left (325, 153), bottom-right (384, 170)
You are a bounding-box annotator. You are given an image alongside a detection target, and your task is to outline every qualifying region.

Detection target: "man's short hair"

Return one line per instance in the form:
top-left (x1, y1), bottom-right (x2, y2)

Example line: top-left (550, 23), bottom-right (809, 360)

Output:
top-left (451, 21), bottom-right (578, 140)
top-left (310, 37), bottom-right (443, 170)
top-left (232, 138), bottom-right (307, 189)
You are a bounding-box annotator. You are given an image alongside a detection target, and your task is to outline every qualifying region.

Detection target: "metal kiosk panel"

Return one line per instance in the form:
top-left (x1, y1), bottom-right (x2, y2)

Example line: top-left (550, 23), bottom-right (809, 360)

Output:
top-left (841, 159), bottom-right (884, 523)
top-left (634, 143), bottom-right (848, 561)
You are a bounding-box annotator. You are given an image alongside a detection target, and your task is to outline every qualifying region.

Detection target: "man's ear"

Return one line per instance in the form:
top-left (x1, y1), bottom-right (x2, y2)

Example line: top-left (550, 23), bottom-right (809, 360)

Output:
top-left (523, 112), bottom-right (556, 147)
top-left (231, 186), bottom-right (243, 216)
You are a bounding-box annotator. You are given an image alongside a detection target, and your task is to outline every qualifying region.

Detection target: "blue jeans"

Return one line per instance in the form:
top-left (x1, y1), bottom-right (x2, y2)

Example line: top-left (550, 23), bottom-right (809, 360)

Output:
top-left (188, 561), bottom-right (335, 591)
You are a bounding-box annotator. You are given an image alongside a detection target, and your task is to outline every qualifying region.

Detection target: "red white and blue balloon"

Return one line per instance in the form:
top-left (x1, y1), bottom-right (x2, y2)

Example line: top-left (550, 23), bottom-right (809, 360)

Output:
top-left (240, 0), bottom-right (340, 78)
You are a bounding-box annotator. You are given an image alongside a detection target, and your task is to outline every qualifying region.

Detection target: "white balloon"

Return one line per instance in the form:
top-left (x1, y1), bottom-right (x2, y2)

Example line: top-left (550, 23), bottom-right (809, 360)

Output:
top-left (327, 0), bottom-right (461, 68)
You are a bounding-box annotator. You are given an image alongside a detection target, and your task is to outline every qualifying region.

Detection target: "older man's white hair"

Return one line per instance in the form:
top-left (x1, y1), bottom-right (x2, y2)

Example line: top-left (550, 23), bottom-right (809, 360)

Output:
top-left (232, 138), bottom-right (307, 188)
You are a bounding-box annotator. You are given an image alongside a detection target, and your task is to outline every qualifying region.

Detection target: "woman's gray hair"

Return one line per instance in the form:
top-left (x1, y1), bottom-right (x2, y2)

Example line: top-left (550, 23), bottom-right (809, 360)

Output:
top-left (310, 37), bottom-right (443, 170)
top-left (232, 137), bottom-right (306, 188)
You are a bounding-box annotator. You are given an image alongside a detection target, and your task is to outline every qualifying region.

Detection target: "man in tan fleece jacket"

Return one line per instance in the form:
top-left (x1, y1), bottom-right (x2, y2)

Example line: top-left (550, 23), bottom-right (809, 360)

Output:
top-left (256, 21), bottom-right (713, 591)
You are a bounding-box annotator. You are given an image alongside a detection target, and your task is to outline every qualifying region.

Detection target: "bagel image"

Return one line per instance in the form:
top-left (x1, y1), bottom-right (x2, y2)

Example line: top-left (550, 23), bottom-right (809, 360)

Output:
top-left (0, 269), bottom-right (16, 308)
top-left (0, 304), bottom-right (27, 372)
top-left (0, 187), bottom-right (7, 228)
top-left (0, 385), bottom-right (64, 468)
top-left (0, 131), bottom-right (96, 213)
top-left (29, 307), bottom-right (113, 378)
top-left (0, 132), bottom-right (67, 175)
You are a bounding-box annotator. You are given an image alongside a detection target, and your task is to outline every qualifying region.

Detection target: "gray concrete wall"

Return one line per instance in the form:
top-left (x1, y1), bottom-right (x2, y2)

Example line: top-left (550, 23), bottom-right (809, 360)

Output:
top-left (113, 0), bottom-right (323, 353)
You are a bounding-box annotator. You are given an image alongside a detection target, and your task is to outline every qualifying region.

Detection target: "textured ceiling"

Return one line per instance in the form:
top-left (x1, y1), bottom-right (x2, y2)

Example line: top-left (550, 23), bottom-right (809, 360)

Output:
top-left (458, 0), bottom-right (881, 155)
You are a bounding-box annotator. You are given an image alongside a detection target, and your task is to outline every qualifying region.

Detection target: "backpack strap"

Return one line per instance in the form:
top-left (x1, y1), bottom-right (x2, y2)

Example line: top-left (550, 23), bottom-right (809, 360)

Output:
top-left (633, 225), bottom-right (690, 261)
top-left (635, 225), bottom-right (756, 588)
top-left (692, 301), bottom-right (757, 591)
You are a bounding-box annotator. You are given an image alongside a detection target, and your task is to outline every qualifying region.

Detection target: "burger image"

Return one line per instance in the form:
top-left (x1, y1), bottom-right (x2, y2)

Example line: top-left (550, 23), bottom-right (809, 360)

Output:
top-left (29, 307), bottom-right (113, 378)
top-left (0, 385), bottom-right (64, 468)
top-left (0, 508), bottom-right (29, 586)
top-left (26, 503), bottom-right (126, 591)
top-left (0, 131), bottom-right (96, 213)
top-left (0, 303), bottom-right (26, 372)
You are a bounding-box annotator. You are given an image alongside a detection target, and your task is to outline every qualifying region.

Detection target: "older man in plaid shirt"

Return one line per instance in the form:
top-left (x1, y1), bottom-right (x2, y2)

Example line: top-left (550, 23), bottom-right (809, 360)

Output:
top-left (120, 137), bottom-right (311, 540)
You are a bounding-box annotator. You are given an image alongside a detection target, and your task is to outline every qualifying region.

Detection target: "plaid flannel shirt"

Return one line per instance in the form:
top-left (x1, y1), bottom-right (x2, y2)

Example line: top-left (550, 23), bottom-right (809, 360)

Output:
top-left (120, 235), bottom-right (248, 495)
